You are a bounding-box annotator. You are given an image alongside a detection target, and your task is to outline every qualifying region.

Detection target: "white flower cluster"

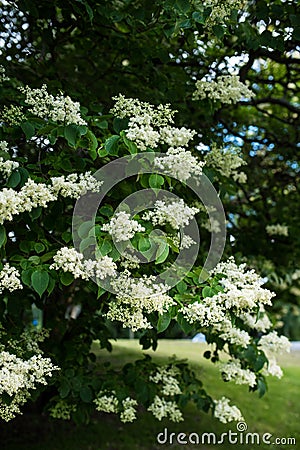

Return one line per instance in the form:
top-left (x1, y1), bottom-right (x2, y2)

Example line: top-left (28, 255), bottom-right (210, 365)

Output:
top-left (172, 233), bottom-right (196, 250)
top-left (0, 263), bottom-right (23, 294)
top-left (262, 359), bottom-right (283, 379)
top-left (154, 147), bottom-right (205, 182)
top-left (219, 359), bottom-right (256, 387)
top-left (51, 172), bottom-right (103, 199)
top-left (213, 397), bottom-right (244, 424)
top-left (107, 271), bottom-right (174, 331)
top-left (259, 331), bottom-right (290, 380)
top-left (19, 84), bottom-right (86, 125)
top-left (1, 105), bottom-right (26, 126)
top-left (143, 199), bottom-right (199, 230)
top-left (160, 127), bottom-right (197, 147)
top-left (110, 94), bottom-right (175, 127)
top-left (148, 395), bottom-right (183, 422)
top-left (50, 247), bottom-right (117, 281)
top-left (239, 308), bottom-right (272, 332)
top-left (193, 75), bottom-right (254, 104)
top-left (259, 331), bottom-right (290, 355)
top-left (214, 319), bottom-right (251, 348)
top-left (102, 211), bottom-right (145, 242)
top-left (110, 95), bottom-right (196, 151)
top-left (266, 224), bottom-right (289, 237)
top-left (205, 0), bottom-right (244, 27)
top-left (0, 141), bottom-right (9, 152)
top-left (0, 171), bottom-right (103, 225)
top-left (0, 66), bottom-right (9, 83)
top-left (0, 157), bottom-right (19, 178)
top-left (204, 144), bottom-right (247, 181)
top-left (49, 399), bottom-right (77, 420)
top-left (94, 391), bottom-right (119, 414)
top-left (181, 258), bottom-right (275, 348)
top-left (0, 179), bottom-right (56, 224)
top-left (149, 365), bottom-right (182, 396)
top-left (120, 397), bottom-right (138, 423)
top-left (94, 391), bottom-right (137, 423)
top-left (0, 351), bottom-right (59, 421)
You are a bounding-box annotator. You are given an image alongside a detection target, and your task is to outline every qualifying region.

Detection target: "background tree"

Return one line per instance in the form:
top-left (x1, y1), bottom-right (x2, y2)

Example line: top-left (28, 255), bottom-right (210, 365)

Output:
top-left (0, 0), bottom-right (298, 428)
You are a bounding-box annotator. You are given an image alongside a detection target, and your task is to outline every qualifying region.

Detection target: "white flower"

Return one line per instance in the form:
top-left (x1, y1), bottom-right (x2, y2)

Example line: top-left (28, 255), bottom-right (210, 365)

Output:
top-left (0, 157), bottom-right (19, 177)
top-left (219, 360), bottom-right (256, 387)
top-left (0, 351), bottom-right (59, 421)
top-left (120, 397), bottom-right (138, 423)
top-left (149, 365), bottom-right (182, 396)
top-left (160, 127), bottom-right (197, 147)
top-left (266, 224), bottom-right (289, 237)
top-left (0, 264), bottom-right (23, 294)
top-left (1, 105), bottom-right (26, 126)
top-left (107, 271), bottom-right (174, 331)
top-left (148, 395), bottom-right (183, 422)
top-left (51, 172), bottom-right (103, 199)
top-left (110, 94), bottom-right (176, 127)
top-left (143, 199), bottom-right (198, 230)
top-left (94, 391), bottom-right (119, 414)
top-left (19, 84), bottom-right (86, 125)
top-left (204, 144), bottom-right (246, 179)
top-left (258, 331), bottom-right (290, 355)
top-left (214, 397), bottom-right (244, 424)
top-left (193, 75), bottom-right (254, 104)
top-left (154, 147), bottom-right (205, 182)
top-left (239, 310), bottom-right (272, 332)
top-left (262, 358), bottom-right (283, 379)
top-left (0, 141), bottom-right (9, 152)
top-left (50, 247), bottom-right (117, 281)
top-left (204, 0), bottom-right (245, 27)
top-left (102, 211), bottom-right (145, 242)
top-left (126, 117), bottom-right (160, 150)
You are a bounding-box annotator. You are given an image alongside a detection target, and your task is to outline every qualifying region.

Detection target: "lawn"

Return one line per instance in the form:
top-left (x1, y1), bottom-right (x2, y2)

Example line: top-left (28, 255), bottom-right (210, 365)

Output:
top-left (1, 339), bottom-right (299, 450)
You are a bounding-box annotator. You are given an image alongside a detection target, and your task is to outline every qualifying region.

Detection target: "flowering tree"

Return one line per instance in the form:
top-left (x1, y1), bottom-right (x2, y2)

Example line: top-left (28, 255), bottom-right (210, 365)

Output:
top-left (0, 0), bottom-right (298, 427)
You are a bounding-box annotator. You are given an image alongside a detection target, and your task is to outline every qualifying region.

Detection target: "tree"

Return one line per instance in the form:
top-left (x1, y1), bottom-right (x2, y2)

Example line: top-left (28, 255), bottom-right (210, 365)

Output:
top-left (0, 0), bottom-right (297, 427)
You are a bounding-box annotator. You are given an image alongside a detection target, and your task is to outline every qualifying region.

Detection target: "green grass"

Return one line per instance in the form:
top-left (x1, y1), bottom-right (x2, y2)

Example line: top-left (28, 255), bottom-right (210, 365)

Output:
top-left (2, 340), bottom-right (299, 450)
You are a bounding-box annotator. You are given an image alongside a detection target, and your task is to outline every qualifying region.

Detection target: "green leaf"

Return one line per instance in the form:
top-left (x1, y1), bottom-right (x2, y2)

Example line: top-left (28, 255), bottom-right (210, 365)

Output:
top-left (176, 0), bottom-right (190, 13)
top-left (80, 385), bottom-right (93, 403)
top-left (99, 240), bottom-right (112, 256)
top-left (60, 271), bottom-right (74, 286)
top-left (31, 270), bottom-right (49, 297)
top-left (192, 11), bottom-right (205, 24)
top-left (75, 0), bottom-right (94, 22)
top-left (176, 281), bottom-right (187, 294)
top-left (177, 312), bottom-right (194, 334)
top-left (29, 207), bottom-right (42, 220)
top-left (78, 221), bottom-right (94, 239)
top-left (105, 135), bottom-right (120, 155)
top-left (138, 236), bottom-right (151, 252)
top-left (0, 225), bottom-right (6, 248)
top-left (257, 378), bottom-right (267, 398)
top-left (157, 313), bottom-right (171, 333)
top-left (21, 268), bottom-right (33, 287)
top-left (212, 25), bottom-right (225, 39)
top-left (149, 173), bottom-right (164, 189)
top-left (21, 121), bottom-right (35, 140)
top-left (113, 118), bottom-right (128, 133)
top-left (202, 286), bottom-right (216, 298)
top-left (86, 130), bottom-right (98, 160)
top-left (155, 243), bottom-right (169, 264)
top-left (59, 380), bottom-right (71, 398)
top-left (7, 170), bottom-right (21, 188)
top-left (64, 124), bottom-right (79, 146)
top-left (34, 243), bottom-right (45, 253)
